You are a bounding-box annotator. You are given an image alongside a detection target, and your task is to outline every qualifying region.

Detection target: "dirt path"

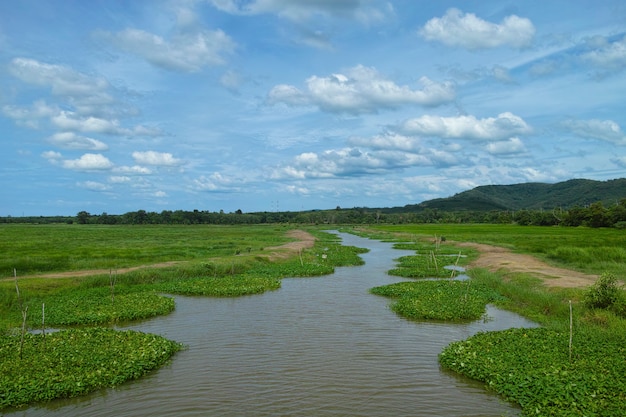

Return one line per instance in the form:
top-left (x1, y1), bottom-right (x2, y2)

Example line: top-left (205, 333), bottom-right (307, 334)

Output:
top-left (264, 229), bottom-right (316, 260)
top-left (7, 230), bottom-right (317, 281)
top-left (456, 242), bottom-right (598, 288)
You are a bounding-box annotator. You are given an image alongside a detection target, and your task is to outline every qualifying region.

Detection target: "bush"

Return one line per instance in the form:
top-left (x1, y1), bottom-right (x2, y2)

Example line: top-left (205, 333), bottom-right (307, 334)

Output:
top-left (584, 272), bottom-right (621, 310)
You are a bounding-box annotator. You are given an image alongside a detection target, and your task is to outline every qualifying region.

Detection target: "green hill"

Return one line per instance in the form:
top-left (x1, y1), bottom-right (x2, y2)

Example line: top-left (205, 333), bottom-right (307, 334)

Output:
top-left (399, 178), bottom-right (626, 212)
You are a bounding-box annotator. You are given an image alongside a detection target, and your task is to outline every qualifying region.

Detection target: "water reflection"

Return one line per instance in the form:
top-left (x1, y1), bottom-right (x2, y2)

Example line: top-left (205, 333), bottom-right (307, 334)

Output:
top-left (9, 232), bottom-right (537, 417)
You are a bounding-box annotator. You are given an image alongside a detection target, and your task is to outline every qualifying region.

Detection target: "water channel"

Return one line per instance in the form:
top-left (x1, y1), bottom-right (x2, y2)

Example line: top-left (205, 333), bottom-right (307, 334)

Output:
top-left (10, 232), bottom-right (538, 416)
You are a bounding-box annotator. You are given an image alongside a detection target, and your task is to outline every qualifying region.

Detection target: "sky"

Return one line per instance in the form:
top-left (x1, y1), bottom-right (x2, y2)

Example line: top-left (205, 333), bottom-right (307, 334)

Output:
top-left (1, 1), bottom-right (626, 216)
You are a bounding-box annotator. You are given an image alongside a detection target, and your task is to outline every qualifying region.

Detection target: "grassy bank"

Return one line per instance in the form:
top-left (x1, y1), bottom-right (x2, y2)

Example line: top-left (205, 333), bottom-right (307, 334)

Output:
top-left (366, 224), bottom-right (626, 277)
top-left (1, 226), bottom-right (366, 409)
top-left (354, 225), bottom-right (626, 416)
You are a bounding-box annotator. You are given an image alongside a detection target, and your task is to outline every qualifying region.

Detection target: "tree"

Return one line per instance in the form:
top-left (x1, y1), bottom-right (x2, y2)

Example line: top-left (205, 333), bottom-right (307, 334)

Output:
top-left (76, 211), bottom-right (91, 224)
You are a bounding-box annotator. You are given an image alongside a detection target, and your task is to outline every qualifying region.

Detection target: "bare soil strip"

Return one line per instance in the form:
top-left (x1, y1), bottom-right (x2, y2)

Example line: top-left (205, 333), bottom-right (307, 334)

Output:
top-left (456, 242), bottom-right (598, 288)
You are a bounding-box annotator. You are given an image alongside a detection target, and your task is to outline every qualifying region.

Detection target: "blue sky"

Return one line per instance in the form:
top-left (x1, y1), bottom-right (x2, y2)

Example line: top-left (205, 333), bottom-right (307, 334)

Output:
top-left (2, 0), bottom-right (626, 216)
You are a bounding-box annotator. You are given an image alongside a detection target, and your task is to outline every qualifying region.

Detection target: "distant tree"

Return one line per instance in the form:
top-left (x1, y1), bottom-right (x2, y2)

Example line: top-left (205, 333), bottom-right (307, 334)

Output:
top-left (76, 211), bottom-right (91, 224)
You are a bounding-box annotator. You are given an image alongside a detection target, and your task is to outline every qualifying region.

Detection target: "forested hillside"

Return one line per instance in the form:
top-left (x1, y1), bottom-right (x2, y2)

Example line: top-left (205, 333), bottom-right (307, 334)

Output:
top-left (399, 178), bottom-right (626, 212)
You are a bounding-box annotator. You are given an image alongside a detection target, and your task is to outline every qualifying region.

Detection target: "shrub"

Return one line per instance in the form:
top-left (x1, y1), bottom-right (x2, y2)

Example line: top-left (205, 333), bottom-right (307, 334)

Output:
top-left (584, 272), bottom-right (621, 310)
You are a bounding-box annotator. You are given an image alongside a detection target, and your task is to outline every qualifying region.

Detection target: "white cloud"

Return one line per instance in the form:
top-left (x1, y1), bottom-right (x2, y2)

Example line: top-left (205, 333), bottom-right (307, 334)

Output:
top-left (419, 8), bottom-right (535, 50)
top-left (2, 100), bottom-right (58, 128)
top-left (113, 165), bottom-right (153, 175)
top-left (485, 137), bottom-right (526, 155)
top-left (349, 133), bottom-right (420, 151)
top-left (109, 176), bottom-right (131, 183)
top-left (51, 111), bottom-right (162, 137)
top-left (132, 151), bottom-right (183, 166)
top-left (268, 65), bottom-right (454, 113)
top-left (48, 132), bottom-right (108, 151)
top-left (276, 147), bottom-right (433, 179)
top-left (41, 150), bottom-right (63, 161)
top-left (400, 112), bottom-right (531, 141)
top-left (267, 84), bottom-right (311, 106)
top-left (8, 58), bottom-right (111, 97)
top-left (193, 172), bottom-right (238, 191)
top-left (562, 118), bottom-right (626, 145)
top-left (62, 153), bottom-right (114, 170)
top-left (581, 35), bottom-right (626, 71)
top-left (78, 181), bottom-right (111, 191)
top-left (98, 28), bottom-right (236, 72)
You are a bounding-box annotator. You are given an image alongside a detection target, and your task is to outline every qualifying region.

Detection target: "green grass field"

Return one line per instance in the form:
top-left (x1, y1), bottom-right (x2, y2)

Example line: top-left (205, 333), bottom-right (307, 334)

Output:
top-left (367, 223), bottom-right (626, 277)
top-left (0, 223), bottom-right (295, 275)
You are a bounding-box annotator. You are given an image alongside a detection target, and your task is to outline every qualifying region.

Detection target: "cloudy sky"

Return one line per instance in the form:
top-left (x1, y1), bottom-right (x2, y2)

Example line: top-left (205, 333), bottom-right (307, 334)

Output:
top-left (2, 1), bottom-right (626, 216)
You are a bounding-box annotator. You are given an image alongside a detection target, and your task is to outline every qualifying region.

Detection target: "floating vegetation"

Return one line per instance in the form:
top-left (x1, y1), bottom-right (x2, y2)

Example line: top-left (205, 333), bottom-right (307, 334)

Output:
top-left (439, 327), bottom-right (626, 416)
top-left (0, 328), bottom-right (183, 409)
top-left (371, 280), bottom-right (503, 322)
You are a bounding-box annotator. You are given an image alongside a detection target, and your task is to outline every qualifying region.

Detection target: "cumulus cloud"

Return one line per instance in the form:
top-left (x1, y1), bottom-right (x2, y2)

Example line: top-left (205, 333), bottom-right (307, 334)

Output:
top-left (268, 65), bottom-right (454, 113)
top-left (419, 8), bottom-right (535, 50)
top-left (399, 112), bottom-right (531, 141)
top-left (97, 28), bottom-right (236, 72)
top-left (562, 118), bottom-right (626, 145)
top-left (48, 132), bottom-right (108, 151)
top-left (132, 151), bottom-right (183, 166)
top-left (194, 172), bottom-right (238, 191)
top-left (485, 137), bottom-right (526, 155)
top-left (275, 147), bottom-right (433, 179)
top-left (62, 153), bottom-right (114, 170)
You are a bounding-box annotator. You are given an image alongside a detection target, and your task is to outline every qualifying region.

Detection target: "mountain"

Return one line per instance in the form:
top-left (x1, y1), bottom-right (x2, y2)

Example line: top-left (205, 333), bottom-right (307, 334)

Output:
top-left (398, 178), bottom-right (626, 212)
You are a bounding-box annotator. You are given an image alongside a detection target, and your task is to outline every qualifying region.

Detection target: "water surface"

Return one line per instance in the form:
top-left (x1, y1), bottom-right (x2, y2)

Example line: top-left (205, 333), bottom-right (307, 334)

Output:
top-left (11, 232), bottom-right (537, 416)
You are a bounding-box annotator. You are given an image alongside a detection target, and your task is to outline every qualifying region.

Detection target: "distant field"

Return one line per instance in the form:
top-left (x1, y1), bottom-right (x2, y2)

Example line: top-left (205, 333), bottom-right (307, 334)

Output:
top-left (368, 224), bottom-right (626, 277)
top-left (0, 224), bottom-right (297, 276)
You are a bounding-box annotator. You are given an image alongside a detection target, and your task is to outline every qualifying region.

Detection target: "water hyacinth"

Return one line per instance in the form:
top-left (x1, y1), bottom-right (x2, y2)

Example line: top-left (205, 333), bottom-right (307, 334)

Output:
top-left (0, 328), bottom-right (183, 409)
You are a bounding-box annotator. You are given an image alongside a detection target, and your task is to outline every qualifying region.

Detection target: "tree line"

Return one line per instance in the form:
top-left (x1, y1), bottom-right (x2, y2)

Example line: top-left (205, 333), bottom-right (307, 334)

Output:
top-left (2, 199), bottom-right (626, 228)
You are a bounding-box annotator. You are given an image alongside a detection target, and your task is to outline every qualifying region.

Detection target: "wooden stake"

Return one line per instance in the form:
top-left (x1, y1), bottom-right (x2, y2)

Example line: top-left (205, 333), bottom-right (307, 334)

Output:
top-left (569, 300), bottom-right (573, 362)
top-left (42, 303), bottom-right (46, 340)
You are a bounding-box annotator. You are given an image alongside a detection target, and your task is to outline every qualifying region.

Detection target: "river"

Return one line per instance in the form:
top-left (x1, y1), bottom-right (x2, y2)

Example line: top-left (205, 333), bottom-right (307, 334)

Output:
top-left (9, 232), bottom-right (537, 416)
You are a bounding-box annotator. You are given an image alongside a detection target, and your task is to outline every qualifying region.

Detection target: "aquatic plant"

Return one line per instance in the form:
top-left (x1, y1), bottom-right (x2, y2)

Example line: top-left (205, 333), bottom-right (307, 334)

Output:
top-left (25, 288), bottom-right (176, 326)
top-left (0, 328), bottom-right (183, 409)
top-left (371, 280), bottom-right (502, 322)
top-left (439, 327), bottom-right (626, 416)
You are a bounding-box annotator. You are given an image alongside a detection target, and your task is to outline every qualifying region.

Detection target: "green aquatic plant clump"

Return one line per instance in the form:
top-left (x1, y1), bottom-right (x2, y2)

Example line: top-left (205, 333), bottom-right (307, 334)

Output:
top-left (371, 280), bottom-right (503, 322)
top-left (439, 327), bottom-right (626, 416)
top-left (26, 289), bottom-right (176, 326)
top-left (155, 275), bottom-right (281, 297)
top-left (0, 328), bottom-right (183, 410)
